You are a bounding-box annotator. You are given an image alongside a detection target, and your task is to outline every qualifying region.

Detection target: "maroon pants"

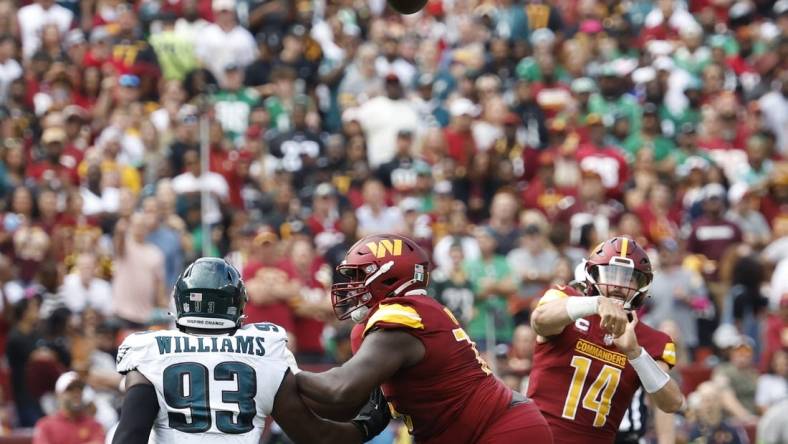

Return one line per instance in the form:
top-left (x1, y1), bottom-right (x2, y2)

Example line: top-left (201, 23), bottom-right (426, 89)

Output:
top-left (477, 401), bottom-right (554, 444)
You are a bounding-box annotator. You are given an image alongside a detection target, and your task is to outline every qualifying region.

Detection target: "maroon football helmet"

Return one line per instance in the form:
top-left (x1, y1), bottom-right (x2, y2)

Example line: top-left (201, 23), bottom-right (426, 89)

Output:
top-left (584, 236), bottom-right (653, 309)
top-left (331, 234), bottom-right (430, 322)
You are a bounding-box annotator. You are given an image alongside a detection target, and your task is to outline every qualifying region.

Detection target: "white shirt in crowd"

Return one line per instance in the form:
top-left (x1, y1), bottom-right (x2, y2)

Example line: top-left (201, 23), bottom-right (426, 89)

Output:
top-left (0, 57), bottom-right (22, 103)
top-left (58, 273), bottom-right (114, 317)
top-left (171, 171), bottom-right (229, 225)
top-left (195, 23), bottom-right (257, 84)
top-left (356, 205), bottom-right (406, 237)
top-left (81, 187), bottom-right (120, 216)
top-left (358, 97), bottom-right (419, 168)
top-left (17, 2), bottom-right (74, 59)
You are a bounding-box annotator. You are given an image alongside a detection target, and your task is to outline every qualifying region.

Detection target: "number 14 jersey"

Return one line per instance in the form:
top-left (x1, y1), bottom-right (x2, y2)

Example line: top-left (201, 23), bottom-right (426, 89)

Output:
top-left (116, 323), bottom-right (296, 444)
top-left (527, 287), bottom-right (676, 444)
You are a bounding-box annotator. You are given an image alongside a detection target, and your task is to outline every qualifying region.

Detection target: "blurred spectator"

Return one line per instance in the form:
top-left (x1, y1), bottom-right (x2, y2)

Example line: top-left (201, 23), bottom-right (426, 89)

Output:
top-left (142, 195), bottom-right (186, 289)
top-left (212, 64), bottom-right (259, 145)
top-left (712, 336), bottom-right (760, 415)
top-left (505, 324), bottom-right (536, 386)
top-left (643, 239), bottom-right (710, 353)
top-left (685, 381), bottom-right (750, 444)
top-left (111, 212), bottom-right (166, 327)
top-left (484, 191), bottom-right (520, 256)
top-left (7, 295), bottom-right (43, 426)
top-left (758, 398), bottom-right (788, 444)
top-left (724, 254), bottom-right (769, 345)
top-left (507, 222), bottom-right (559, 300)
top-left (18, 0), bottom-right (73, 60)
top-left (755, 349), bottom-right (788, 414)
top-left (463, 227), bottom-right (516, 345)
top-left (358, 73), bottom-right (419, 168)
top-left (726, 182), bottom-right (771, 248)
top-left (32, 371), bottom-right (104, 444)
top-left (57, 253), bottom-right (112, 317)
top-left (687, 183), bottom-right (743, 279)
top-left (196, 0), bottom-right (257, 85)
top-left (430, 241), bottom-right (475, 326)
top-left (243, 229), bottom-right (298, 333)
top-left (355, 179), bottom-right (405, 237)
top-left (289, 238), bottom-right (333, 362)
top-left (171, 150), bottom-right (229, 226)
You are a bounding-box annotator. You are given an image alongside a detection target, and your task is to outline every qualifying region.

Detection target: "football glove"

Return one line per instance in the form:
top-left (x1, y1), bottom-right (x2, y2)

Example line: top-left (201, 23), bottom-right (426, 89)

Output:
top-left (352, 387), bottom-right (391, 442)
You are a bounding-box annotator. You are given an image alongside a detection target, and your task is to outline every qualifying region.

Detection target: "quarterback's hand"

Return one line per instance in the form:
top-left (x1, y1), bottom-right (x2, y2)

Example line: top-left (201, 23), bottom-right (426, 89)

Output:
top-left (613, 311), bottom-right (641, 359)
top-left (352, 387), bottom-right (391, 442)
top-left (598, 297), bottom-right (628, 338)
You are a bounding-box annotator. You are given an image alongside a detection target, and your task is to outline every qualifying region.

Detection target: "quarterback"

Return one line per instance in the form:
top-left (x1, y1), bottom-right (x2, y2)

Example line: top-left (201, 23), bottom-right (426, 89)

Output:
top-left (529, 237), bottom-right (684, 444)
top-left (296, 234), bottom-right (552, 444)
top-left (111, 258), bottom-right (389, 444)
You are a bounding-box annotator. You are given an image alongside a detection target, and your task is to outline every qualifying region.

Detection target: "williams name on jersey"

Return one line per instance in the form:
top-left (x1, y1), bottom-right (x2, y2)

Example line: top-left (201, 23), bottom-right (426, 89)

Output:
top-left (116, 322), bottom-right (298, 444)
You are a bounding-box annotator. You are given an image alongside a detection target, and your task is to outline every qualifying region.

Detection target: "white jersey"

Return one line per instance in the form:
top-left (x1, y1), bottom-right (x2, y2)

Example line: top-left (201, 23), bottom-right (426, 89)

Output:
top-left (116, 323), bottom-right (298, 444)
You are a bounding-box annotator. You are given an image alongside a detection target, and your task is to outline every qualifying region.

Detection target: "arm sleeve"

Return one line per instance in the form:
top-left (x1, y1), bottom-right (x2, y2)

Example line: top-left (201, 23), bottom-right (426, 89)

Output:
top-left (112, 384), bottom-right (159, 444)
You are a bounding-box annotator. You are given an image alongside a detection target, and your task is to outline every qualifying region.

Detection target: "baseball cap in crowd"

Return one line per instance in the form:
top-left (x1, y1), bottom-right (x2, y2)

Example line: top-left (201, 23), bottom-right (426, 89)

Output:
top-left (213, 0), bottom-right (236, 11)
top-left (253, 228), bottom-right (278, 246)
top-left (571, 77), bottom-right (596, 94)
top-left (653, 56), bottom-right (675, 72)
top-left (434, 180), bottom-right (453, 196)
top-left (642, 102), bottom-right (658, 116)
top-left (63, 105), bottom-right (87, 122)
top-left (55, 371), bottom-right (85, 395)
top-left (341, 107), bottom-right (361, 123)
top-left (314, 183), bottom-right (336, 198)
top-left (585, 113), bottom-right (603, 126)
top-left (450, 98), bottom-right (480, 118)
top-left (118, 74), bottom-right (140, 88)
top-left (42, 127), bottom-right (66, 145)
top-left (400, 197), bottom-right (421, 213)
top-left (89, 26), bottom-right (111, 44)
top-left (776, 0), bottom-right (788, 16)
top-left (224, 62), bottom-right (241, 72)
top-left (702, 183), bottom-right (727, 201)
top-left (631, 66), bottom-right (656, 84)
top-left (676, 156), bottom-right (709, 177)
top-left (727, 182), bottom-right (751, 205)
top-left (64, 30), bottom-right (85, 49)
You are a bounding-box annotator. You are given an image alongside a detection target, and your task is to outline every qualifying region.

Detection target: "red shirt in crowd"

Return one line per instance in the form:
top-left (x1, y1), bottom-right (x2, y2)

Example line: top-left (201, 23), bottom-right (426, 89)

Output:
top-left (242, 260), bottom-right (297, 333)
top-left (686, 216), bottom-right (743, 264)
top-left (32, 412), bottom-right (104, 444)
top-left (443, 127), bottom-right (477, 170)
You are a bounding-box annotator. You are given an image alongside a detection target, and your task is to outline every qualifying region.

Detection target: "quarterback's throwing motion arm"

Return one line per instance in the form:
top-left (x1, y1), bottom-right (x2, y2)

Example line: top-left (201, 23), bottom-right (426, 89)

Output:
top-left (113, 370), bottom-right (372, 444)
top-left (296, 329), bottom-right (425, 411)
top-left (531, 297), bottom-right (684, 413)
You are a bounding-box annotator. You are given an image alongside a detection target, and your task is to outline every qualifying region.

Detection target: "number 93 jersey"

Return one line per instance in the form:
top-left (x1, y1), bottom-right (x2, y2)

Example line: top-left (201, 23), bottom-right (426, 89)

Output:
top-left (527, 286), bottom-right (676, 444)
top-left (116, 323), bottom-right (298, 444)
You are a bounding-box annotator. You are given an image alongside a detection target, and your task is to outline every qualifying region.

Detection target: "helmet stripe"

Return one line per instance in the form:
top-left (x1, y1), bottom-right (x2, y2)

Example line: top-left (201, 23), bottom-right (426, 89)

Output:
top-left (620, 237), bottom-right (629, 258)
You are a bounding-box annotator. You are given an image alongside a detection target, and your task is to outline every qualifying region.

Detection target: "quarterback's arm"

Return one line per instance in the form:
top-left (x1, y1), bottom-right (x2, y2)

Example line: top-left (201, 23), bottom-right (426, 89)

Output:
top-left (112, 371), bottom-right (159, 444)
top-left (272, 371), bottom-right (365, 444)
top-left (296, 329), bottom-right (425, 409)
top-left (531, 292), bottom-right (628, 339)
top-left (645, 361), bottom-right (684, 413)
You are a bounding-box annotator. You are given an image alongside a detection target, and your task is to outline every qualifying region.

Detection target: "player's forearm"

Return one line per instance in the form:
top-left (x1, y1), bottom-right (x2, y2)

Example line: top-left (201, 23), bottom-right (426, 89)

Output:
top-left (531, 297), bottom-right (597, 337)
top-left (296, 369), bottom-right (368, 408)
top-left (650, 378), bottom-right (684, 413)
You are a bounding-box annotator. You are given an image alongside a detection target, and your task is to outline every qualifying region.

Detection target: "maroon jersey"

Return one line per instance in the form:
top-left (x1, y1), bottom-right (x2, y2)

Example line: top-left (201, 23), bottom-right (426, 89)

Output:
top-left (527, 286), bottom-right (676, 444)
top-left (351, 295), bottom-right (513, 444)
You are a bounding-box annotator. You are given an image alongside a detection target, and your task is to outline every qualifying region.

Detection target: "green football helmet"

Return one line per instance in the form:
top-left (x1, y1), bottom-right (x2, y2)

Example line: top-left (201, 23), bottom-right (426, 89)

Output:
top-left (173, 257), bottom-right (247, 330)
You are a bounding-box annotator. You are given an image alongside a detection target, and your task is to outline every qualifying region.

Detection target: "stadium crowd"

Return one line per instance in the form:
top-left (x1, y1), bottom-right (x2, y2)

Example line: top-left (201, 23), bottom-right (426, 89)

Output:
top-left (0, 0), bottom-right (786, 442)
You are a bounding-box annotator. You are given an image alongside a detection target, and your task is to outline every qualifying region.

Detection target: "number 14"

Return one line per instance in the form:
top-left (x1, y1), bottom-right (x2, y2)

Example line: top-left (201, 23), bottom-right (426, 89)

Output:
top-left (562, 356), bottom-right (622, 427)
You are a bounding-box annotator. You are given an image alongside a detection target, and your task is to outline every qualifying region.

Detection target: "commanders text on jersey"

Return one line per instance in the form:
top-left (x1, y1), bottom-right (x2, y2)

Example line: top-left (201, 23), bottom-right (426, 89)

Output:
top-left (154, 335), bottom-right (267, 356)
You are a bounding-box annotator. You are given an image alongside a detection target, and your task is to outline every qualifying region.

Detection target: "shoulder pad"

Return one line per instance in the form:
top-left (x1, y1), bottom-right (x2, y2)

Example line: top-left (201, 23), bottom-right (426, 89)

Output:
top-left (363, 303), bottom-right (424, 336)
top-left (637, 323), bottom-right (678, 368)
top-left (239, 322), bottom-right (289, 340)
top-left (116, 331), bottom-right (160, 375)
top-left (536, 287), bottom-right (571, 307)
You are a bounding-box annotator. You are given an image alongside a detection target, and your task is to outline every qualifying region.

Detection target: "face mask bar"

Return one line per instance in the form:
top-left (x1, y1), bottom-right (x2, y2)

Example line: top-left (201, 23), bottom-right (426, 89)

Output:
top-left (587, 257), bottom-right (651, 309)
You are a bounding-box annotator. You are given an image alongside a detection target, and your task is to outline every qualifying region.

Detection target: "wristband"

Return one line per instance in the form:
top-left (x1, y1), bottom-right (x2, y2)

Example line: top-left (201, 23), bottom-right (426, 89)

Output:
top-left (629, 347), bottom-right (671, 393)
top-left (566, 296), bottom-right (599, 321)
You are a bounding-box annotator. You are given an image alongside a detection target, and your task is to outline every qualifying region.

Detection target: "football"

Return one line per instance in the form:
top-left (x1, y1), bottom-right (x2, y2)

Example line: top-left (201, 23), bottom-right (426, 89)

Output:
top-left (387, 0), bottom-right (428, 14)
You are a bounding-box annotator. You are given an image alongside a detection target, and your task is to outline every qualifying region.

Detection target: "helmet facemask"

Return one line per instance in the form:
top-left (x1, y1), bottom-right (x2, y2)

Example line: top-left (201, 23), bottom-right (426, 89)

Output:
top-left (331, 261), bottom-right (393, 322)
top-left (586, 256), bottom-right (652, 310)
